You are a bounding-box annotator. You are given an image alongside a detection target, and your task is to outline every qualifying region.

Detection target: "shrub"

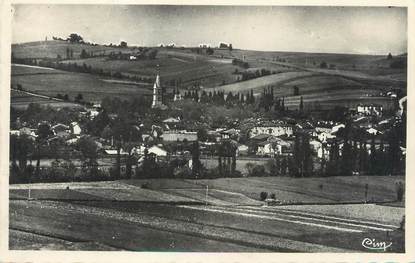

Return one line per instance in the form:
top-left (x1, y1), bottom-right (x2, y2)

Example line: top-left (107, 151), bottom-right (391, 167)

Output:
top-left (141, 182), bottom-right (150, 189)
top-left (270, 193), bottom-right (276, 200)
top-left (251, 165), bottom-right (267, 177)
top-left (260, 191), bottom-right (268, 201)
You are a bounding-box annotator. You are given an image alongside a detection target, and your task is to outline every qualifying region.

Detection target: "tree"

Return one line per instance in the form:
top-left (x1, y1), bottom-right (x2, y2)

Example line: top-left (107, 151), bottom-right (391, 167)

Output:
top-left (387, 53), bottom-right (393, 60)
top-left (10, 135), bottom-right (34, 180)
top-left (320, 61), bottom-right (328, 69)
top-left (147, 49), bottom-right (158, 59)
top-left (120, 41), bottom-right (128, 48)
top-left (77, 136), bottom-right (99, 177)
top-left (141, 148), bottom-right (158, 177)
top-left (206, 47), bottom-right (214, 55)
top-left (387, 127), bottom-right (402, 175)
top-left (80, 49), bottom-right (89, 59)
top-left (299, 96), bottom-right (304, 112)
top-left (67, 33), bottom-right (84, 43)
top-left (369, 136), bottom-right (377, 175)
top-left (75, 93), bottom-right (83, 102)
top-left (293, 86), bottom-right (300, 96)
top-left (191, 141), bottom-right (202, 178)
top-left (35, 122), bottom-right (53, 176)
top-left (229, 44), bottom-right (233, 51)
top-left (197, 128), bottom-right (208, 142)
top-left (260, 191), bottom-right (268, 201)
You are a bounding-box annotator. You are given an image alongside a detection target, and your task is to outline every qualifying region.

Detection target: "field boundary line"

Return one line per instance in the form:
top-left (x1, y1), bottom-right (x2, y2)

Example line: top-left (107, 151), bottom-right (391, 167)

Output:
top-left (179, 205), bottom-right (363, 233)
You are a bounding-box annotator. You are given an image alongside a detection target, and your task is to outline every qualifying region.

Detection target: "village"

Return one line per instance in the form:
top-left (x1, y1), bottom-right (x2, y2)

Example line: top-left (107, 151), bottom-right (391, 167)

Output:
top-left (6, 4), bottom-right (409, 254)
top-left (9, 65), bottom-right (406, 183)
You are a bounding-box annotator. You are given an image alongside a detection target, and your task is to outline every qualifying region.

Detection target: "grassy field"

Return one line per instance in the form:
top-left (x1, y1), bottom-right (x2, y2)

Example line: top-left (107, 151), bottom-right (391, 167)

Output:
top-left (9, 199), bottom-right (404, 252)
top-left (9, 175), bottom-right (405, 251)
top-left (10, 175), bottom-right (404, 205)
top-left (214, 48), bottom-right (406, 75)
top-left (191, 175), bottom-right (404, 204)
top-left (11, 65), bottom-right (152, 102)
top-left (11, 41), bottom-right (406, 109)
top-left (11, 89), bottom-right (82, 110)
top-left (12, 40), bottom-right (134, 59)
top-left (204, 71), bottom-right (319, 94)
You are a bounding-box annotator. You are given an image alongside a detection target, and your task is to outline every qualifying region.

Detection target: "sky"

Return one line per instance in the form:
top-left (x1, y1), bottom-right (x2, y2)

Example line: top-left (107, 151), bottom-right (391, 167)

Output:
top-left (11, 5), bottom-right (407, 55)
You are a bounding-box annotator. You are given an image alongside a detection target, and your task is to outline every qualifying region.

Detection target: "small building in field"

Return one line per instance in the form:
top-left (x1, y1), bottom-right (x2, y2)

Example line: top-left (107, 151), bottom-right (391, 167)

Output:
top-left (71, 122), bottom-right (82, 135)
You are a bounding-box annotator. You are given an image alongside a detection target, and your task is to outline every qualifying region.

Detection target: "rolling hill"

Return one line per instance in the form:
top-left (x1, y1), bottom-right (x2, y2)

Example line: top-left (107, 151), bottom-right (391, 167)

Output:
top-left (11, 40), bottom-right (406, 111)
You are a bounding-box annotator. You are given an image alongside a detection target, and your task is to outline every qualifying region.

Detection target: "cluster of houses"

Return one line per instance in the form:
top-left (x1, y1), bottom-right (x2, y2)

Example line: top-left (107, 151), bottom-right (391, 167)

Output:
top-left (10, 93), bottom-right (403, 173)
top-left (10, 119), bottom-right (82, 145)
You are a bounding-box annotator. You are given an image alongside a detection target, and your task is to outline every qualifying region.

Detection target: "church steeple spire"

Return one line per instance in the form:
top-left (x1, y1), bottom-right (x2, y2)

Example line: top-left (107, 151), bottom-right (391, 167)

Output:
top-left (151, 65), bottom-right (164, 108)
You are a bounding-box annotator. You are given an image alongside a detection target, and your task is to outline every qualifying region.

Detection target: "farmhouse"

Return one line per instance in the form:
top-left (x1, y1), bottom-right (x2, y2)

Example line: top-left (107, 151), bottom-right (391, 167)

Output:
top-left (367, 127), bottom-right (381, 135)
top-left (317, 131), bottom-right (335, 143)
top-left (162, 117), bottom-right (181, 124)
top-left (236, 144), bottom-right (249, 156)
top-left (148, 145), bottom-right (168, 157)
top-left (310, 139), bottom-right (329, 159)
top-left (131, 145), bottom-right (146, 156)
top-left (356, 104), bottom-right (383, 116)
top-left (104, 149), bottom-right (129, 155)
top-left (220, 128), bottom-right (240, 140)
top-left (249, 125), bottom-right (293, 138)
top-left (256, 137), bottom-right (291, 157)
top-left (70, 122), bottom-right (82, 135)
top-left (52, 123), bottom-right (70, 137)
top-left (11, 127), bottom-right (37, 140)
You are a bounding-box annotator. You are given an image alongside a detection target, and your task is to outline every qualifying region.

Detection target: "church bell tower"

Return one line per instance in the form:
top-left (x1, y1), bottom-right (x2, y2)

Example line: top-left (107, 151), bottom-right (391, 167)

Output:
top-left (151, 65), bottom-right (164, 108)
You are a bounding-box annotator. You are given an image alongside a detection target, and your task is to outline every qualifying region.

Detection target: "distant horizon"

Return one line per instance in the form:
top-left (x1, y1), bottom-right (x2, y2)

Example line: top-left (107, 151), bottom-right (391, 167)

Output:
top-left (11, 39), bottom-right (407, 57)
top-left (12, 5), bottom-right (407, 55)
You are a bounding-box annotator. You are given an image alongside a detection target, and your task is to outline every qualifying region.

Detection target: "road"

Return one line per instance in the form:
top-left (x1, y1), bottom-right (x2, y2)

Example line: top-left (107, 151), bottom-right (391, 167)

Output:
top-left (9, 199), bottom-right (404, 252)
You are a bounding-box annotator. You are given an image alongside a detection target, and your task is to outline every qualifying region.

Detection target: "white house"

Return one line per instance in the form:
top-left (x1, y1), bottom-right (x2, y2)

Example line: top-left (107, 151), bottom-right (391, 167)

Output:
top-left (310, 140), bottom-right (329, 159)
top-left (317, 131), bottom-right (336, 143)
top-left (104, 149), bottom-right (129, 155)
top-left (356, 104), bottom-right (383, 116)
top-left (331, 124), bottom-right (345, 134)
top-left (173, 93), bottom-right (183, 101)
top-left (162, 130), bottom-right (198, 142)
top-left (367, 127), bottom-right (381, 135)
top-left (148, 145), bottom-right (167, 157)
top-left (52, 124), bottom-right (70, 137)
top-left (66, 136), bottom-right (80, 145)
top-left (10, 130), bottom-right (20, 136)
top-left (237, 144), bottom-right (249, 156)
top-left (71, 122), bottom-right (82, 135)
top-left (131, 145), bottom-right (147, 156)
top-left (162, 117), bottom-right (181, 124)
top-left (256, 137), bottom-right (291, 157)
top-left (88, 109), bottom-right (100, 119)
top-left (256, 142), bottom-right (282, 157)
top-left (249, 125), bottom-right (293, 138)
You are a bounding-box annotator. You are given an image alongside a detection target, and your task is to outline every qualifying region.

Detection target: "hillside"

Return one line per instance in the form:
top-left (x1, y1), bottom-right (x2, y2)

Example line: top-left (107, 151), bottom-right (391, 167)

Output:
top-left (11, 40), bottom-right (406, 111)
